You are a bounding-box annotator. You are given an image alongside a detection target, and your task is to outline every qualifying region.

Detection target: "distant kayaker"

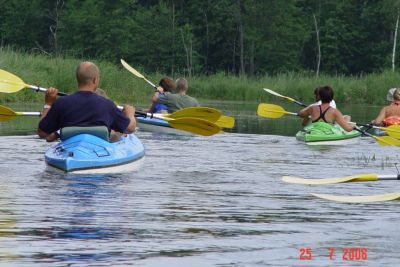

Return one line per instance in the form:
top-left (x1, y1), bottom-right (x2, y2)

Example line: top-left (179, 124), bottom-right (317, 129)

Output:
top-left (149, 77), bottom-right (175, 113)
top-left (154, 78), bottom-right (199, 113)
top-left (298, 85), bottom-right (355, 131)
top-left (386, 88), bottom-right (396, 103)
top-left (37, 61), bottom-right (136, 142)
top-left (371, 88), bottom-right (400, 126)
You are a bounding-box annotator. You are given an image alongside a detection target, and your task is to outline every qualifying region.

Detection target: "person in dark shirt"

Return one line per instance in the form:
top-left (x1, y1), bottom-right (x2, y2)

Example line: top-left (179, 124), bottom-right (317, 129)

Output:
top-left (38, 61), bottom-right (136, 142)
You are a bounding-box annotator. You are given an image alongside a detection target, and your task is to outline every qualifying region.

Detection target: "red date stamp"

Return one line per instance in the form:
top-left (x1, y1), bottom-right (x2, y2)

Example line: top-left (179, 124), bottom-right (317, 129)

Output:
top-left (299, 247), bottom-right (367, 261)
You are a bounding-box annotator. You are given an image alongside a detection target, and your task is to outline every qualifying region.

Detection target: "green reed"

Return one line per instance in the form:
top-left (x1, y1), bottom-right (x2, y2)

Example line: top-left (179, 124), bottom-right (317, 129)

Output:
top-left (1, 47), bottom-right (400, 107)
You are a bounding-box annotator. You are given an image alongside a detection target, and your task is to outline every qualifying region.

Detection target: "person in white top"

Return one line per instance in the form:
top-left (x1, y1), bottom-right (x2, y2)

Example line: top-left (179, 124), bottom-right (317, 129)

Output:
top-left (310, 87), bottom-right (336, 108)
top-left (302, 87), bottom-right (337, 125)
top-left (386, 88), bottom-right (396, 103)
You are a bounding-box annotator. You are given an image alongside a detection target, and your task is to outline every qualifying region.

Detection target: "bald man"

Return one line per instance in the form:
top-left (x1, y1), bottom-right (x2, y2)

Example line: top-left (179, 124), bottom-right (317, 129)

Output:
top-left (38, 61), bottom-right (136, 142)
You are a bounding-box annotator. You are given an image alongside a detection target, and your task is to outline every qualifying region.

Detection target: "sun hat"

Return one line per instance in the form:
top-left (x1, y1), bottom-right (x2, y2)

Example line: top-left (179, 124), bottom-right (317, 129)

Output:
top-left (387, 88), bottom-right (397, 102)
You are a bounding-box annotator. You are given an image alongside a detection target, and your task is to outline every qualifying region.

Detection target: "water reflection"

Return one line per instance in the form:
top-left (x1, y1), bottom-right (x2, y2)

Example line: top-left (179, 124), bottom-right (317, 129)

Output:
top-left (0, 104), bottom-right (398, 266)
top-left (0, 101), bottom-right (383, 136)
top-left (22, 172), bottom-right (133, 264)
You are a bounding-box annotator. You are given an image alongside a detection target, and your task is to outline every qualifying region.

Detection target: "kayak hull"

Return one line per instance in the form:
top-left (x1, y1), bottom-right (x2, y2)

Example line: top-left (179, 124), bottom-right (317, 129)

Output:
top-left (136, 116), bottom-right (193, 135)
top-left (45, 134), bottom-right (145, 173)
top-left (296, 122), bottom-right (361, 145)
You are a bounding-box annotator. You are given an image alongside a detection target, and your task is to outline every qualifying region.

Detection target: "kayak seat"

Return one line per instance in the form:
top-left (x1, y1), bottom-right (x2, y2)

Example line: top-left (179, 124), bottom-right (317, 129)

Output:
top-left (60, 126), bottom-right (109, 142)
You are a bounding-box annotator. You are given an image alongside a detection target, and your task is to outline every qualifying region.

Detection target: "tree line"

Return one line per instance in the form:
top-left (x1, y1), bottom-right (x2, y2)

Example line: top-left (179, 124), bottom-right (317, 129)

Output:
top-left (1, 0), bottom-right (400, 76)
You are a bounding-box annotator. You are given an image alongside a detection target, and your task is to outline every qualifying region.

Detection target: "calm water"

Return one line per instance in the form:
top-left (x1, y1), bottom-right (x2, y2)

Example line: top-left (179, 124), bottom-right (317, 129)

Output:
top-left (0, 102), bottom-right (399, 266)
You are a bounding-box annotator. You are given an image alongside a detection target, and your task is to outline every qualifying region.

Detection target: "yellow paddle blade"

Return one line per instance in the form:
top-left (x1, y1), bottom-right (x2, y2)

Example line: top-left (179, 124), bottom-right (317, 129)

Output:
top-left (374, 135), bottom-right (400, 146)
top-left (311, 192), bottom-right (400, 203)
top-left (282, 173), bottom-right (378, 185)
top-left (120, 59), bottom-right (145, 79)
top-left (382, 125), bottom-right (400, 139)
top-left (0, 105), bottom-right (18, 121)
top-left (257, 103), bottom-right (295, 119)
top-left (0, 69), bottom-right (27, 93)
top-left (166, 107), bottom-right (221, 122)
top-left (165, 117), bottom-right (220, 136)
top-left (215, 115), bottom-right (235, 128)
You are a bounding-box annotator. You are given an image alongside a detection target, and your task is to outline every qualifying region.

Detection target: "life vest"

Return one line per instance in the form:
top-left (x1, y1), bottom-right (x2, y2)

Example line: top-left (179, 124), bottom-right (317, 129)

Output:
top-left (383, 116), bottom-right (400, 126)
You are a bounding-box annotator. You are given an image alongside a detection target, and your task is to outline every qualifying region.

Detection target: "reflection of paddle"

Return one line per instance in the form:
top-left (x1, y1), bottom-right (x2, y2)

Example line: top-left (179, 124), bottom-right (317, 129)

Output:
top-left (0, 69), bottom-right (67, 95)
top-left (283, 173), bottom-right (400, 185)
top-left (263, 88), bottom-right (307, 107)
top-left (311, 192), bottom-right (400, 203)
top-left (121, 59), bottom-right (235, 128)
top-left (0, 105), bottom-right (221, 136)
top-left (257, 103), bottom-right (400, 146)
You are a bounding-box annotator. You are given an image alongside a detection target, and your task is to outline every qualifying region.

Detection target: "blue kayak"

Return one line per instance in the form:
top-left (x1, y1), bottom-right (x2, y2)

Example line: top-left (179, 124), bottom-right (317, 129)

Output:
top-left (45, 128), bottom-right (145, 173)
top-left (136, 116), bottom-right (193, 135)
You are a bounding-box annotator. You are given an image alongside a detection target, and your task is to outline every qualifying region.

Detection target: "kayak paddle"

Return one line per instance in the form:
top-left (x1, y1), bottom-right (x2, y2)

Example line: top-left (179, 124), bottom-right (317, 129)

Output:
top-left (357, 123), bottom-right (400, 139)
top-left (0, 105), bottom-right (221, 136)
top-left (257, 103), bottom-right (400, 146)
top-left (0, 105), bottom-right (40, 121)
top-left (257, 103), bottom-right (298, 119)
top-left (163, 106), bottom-right (221, 122)
top-left (120, 59), bottom-right (235, 128)
top-left (353, 126), bottom-right (400, 146)
top-left (263, 88), bottom-right (307, 107)
top-left (311, 192), bottom-right (400, 203)
top-left (0, 69), bottom-right (67, 96)
top-left (163, 107), bottom-right (235, 128)
top-left (134, 109), bottom-right (221, 136)
top-left (120, 59), bottom-right (157, 89)
top-left (282, 173), bottom-right (400, 185)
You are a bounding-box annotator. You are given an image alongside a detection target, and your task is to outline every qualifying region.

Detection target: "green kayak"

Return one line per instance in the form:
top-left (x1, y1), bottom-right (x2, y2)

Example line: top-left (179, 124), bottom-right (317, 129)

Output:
top-left (296, 122), bottom-right (361, 145)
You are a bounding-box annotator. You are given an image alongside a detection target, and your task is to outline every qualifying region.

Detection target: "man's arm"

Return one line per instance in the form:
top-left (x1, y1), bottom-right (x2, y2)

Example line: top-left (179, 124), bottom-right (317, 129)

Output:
top-left (298, 106), bottom-right (312, 118)
top-left (334, 109), bottom-right (355, 132)
top-left (122, 105), bottom-right (136, 134)
top-left (37, 87), bottom-right (59, 141)
top-left (371, 107), bottom-right (387, 126)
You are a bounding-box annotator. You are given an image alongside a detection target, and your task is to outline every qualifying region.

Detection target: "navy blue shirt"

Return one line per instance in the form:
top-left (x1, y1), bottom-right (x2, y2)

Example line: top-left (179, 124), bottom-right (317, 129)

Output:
top-left (39, 91), bottom-right (130, 134)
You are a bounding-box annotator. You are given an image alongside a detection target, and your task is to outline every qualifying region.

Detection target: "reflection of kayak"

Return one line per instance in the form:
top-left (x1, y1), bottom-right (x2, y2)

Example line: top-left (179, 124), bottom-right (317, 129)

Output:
top-left (295, 122), bottom-right (361, 145)
top-left (45, 126), bottom-right (145, 173)
top-left (136, 116), bottom-right (193, 135)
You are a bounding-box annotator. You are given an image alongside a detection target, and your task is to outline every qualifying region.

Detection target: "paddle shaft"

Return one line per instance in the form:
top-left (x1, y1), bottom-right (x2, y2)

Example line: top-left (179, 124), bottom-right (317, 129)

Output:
top-left (376, 174), bottom-right (400, 180)
top-left (293, 100), bottom-right (307, 107)
top-left (263, 88), bottom-right (307, 107)
top-left (7, 109), bottom-right (192, 120)
top-left (134, 110), bottom-right (172, 120)
top-left (15, 111), bottom-right (41, 116)
top-left (358, 123), bottom-right (400, 134)
top-left (120, 59), bottom-right (157, 89)
top-left (27, 84), bottom-right (68, 96)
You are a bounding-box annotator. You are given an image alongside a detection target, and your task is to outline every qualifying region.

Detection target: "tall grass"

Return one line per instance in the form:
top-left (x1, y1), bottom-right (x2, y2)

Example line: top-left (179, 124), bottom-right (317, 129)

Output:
top-left (190, 71), bottom-right (400, 105)
top-left (1, 46), bottom-right (400, 107)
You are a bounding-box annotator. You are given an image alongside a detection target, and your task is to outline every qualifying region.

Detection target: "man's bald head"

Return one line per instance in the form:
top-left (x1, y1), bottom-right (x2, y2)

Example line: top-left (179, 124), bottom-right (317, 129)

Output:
top-left (76, 61), bottom-right (100, 88)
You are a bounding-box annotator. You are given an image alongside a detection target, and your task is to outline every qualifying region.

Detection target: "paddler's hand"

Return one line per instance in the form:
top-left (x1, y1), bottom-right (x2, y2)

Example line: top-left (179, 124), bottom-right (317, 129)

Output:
top-left (123, 105), bottom-right (136, 133)
top-left (122, 105), bottom-right (135, 117)
top-left (45, 87), bottom-right (58, 105)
